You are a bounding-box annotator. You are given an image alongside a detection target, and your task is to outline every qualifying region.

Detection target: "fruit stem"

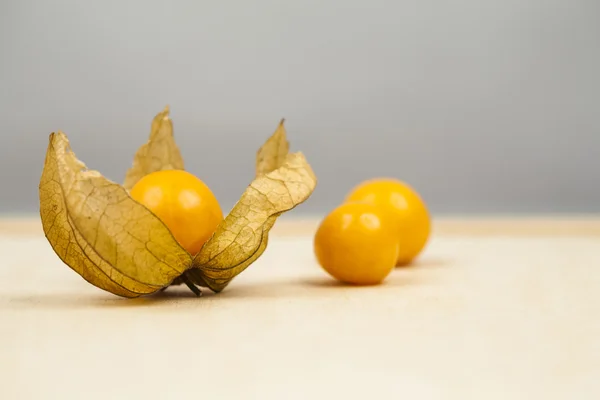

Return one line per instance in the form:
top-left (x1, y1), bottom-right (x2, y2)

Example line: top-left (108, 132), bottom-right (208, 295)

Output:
top-left (181, 274), bottom-right (202, 297)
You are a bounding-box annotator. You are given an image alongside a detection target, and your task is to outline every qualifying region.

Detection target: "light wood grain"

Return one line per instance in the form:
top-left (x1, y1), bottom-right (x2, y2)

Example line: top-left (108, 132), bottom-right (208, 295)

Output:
top-left (1, 220), bottom-right (599, 399)
top-left (2, 215), bottom-right (600, 236)
top-left (272, 215), bottom-right (600, 237)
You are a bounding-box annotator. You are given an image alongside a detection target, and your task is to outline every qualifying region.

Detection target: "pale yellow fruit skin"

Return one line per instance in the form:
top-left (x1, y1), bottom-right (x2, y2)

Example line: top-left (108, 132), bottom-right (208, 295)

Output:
top-left (345, 178), bottom-right (431, 266)
top-left (313, 202), bottom-right (400, 285)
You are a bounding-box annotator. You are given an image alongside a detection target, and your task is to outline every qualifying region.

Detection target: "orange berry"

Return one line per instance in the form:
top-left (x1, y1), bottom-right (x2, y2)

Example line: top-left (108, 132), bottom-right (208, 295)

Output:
top-left (345, 178), bottom-right (430, 265)
top-left (314, 202), bottom-right (399, 285)
top-left (130, 170), bottom-right (223, 255)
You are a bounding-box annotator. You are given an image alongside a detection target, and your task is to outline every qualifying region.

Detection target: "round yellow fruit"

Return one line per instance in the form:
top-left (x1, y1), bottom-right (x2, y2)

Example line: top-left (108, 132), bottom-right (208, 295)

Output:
top-left (313, 202), bottom-right (400, 285)
top-left (345, 178), bottom-right (430, 265)
top-left (130, 170), bottom-right (223, 255)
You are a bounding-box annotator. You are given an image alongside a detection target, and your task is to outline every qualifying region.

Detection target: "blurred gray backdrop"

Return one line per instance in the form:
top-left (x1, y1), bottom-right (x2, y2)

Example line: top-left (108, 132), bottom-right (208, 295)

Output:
top-left (1, 0), bottom-right (599, 216)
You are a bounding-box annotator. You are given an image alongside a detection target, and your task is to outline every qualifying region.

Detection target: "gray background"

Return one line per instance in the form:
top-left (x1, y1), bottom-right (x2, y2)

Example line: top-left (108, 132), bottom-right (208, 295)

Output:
top-left (1, 0), bottom-right (599, 216)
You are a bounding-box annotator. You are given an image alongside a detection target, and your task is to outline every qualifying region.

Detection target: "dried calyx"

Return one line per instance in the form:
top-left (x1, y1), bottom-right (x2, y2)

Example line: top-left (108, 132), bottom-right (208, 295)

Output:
top-left (39, 109), bottom-right (316, 298)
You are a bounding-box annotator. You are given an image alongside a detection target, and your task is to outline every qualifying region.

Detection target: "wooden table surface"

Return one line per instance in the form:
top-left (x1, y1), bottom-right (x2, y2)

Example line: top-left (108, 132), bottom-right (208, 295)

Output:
top-left (1, 217), bottom-right (599, 399)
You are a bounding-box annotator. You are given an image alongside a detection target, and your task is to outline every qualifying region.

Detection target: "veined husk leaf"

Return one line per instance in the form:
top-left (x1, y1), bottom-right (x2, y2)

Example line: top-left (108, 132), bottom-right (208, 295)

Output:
top-left (255, 119), bottom-right (289, 177)
top-left (123, 106), bottom-right (184, 190)
top-left (39, 132), bottom-right (192, 298)
top-left (189, 150), bottom-right (317, 292)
